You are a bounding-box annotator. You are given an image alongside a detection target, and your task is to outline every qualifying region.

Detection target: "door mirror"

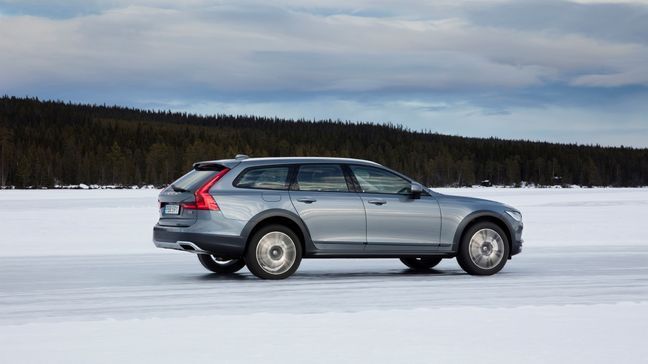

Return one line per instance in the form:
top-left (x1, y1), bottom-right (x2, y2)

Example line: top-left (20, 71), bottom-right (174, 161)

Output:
top-left (409, 183), bottom-right (423, 199)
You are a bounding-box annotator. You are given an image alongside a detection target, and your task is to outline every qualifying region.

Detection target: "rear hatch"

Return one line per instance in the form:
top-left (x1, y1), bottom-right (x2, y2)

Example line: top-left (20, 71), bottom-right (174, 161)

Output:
top-left (157, 164), bottom-right (228, 227)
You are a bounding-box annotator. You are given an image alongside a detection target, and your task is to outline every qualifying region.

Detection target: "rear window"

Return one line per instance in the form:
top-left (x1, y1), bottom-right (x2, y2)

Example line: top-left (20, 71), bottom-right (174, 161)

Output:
top-left (171, 170), bottom-right (216, 191)
top-left (234, 166), bottom-right (290, 190)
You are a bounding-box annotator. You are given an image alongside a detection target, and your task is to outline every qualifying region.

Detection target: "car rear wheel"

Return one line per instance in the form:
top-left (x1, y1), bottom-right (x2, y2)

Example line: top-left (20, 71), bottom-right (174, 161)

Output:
top-left (197, 254), bottom-right (246, 274)
top-left (400, 257), bottom-right (443, 270)
top-left (457, 222), bottom-right (509, 275)
top-left (245, 224), bottom-right (302, 280)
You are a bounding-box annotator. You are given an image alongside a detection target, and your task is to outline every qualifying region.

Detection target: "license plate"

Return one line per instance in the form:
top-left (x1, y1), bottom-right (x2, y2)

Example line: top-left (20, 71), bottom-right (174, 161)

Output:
top-left (164, 204), bottom-right (180, 215)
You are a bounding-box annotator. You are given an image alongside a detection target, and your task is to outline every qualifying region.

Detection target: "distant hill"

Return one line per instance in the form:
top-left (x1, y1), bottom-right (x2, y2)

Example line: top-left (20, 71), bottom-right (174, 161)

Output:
top-left (0, 96), bottom-right (646, 187)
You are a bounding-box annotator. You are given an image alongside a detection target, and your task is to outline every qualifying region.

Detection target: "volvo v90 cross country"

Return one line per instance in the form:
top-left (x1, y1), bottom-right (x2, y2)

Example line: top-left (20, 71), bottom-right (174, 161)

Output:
top-left (153, 156), bottom-right (523, 279)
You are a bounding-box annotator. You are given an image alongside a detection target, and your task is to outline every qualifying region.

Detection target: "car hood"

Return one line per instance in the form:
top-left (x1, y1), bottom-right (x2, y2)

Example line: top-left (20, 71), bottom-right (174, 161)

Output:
top-left (433, 192), bottom-right (517, 211)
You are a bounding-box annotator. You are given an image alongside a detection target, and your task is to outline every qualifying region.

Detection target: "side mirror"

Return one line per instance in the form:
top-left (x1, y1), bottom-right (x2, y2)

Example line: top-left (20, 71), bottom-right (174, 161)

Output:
top-left (409, 183), bottom-right (423, 199)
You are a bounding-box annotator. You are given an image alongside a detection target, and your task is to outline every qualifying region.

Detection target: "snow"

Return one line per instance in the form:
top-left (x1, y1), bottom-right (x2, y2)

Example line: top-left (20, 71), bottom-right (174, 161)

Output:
top-left (0, 189), bottom-right (160, 256)
top-left (436, 187), bottom-right (648, 247)
top-left (0, 188), bottom-right (647, 363)
top-left (4, 303), bottom-right (646, 364)
top-left (1, 187), bottom-right (647, 257)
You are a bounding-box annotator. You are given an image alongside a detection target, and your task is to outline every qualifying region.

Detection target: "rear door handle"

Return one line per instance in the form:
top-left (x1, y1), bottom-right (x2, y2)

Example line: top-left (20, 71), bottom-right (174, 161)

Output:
top-left (368, 199), bottom-right (387, 205)
top-left (296, 198), bottom-right (317, 204)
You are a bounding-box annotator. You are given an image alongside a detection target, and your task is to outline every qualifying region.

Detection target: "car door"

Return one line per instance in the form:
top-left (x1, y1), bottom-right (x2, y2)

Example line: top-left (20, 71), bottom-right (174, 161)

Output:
top-left (289, 164), bottom-right (367, 252)
top-left (347, 164), bottom-right (442, 253)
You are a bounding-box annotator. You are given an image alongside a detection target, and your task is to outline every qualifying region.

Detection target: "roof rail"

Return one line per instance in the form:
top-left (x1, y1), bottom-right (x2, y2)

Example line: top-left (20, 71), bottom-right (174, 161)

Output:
top-left (234, 154), bottom-right (250, 160)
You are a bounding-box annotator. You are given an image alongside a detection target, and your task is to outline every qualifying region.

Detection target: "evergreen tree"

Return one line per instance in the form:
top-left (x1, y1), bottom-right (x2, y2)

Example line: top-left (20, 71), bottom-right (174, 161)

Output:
top-left (0, 96), bottom-right (646, 188)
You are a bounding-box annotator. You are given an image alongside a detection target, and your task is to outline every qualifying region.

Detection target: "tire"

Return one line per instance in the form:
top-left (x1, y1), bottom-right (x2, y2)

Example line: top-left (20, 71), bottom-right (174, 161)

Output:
top-left (400, 257), bottom-right (443, 270)
top-left (456, 222), bottom-right (509, 276)
top-left (197, 254), bottom-right (246, 274)
top-left (245, 224), bottom-right (302, 280)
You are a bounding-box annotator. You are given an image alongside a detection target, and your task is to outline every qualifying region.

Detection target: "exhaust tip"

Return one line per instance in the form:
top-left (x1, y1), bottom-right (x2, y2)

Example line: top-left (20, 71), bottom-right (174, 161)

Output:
top-left (179, 243), bottom-right (195, 251)
top-left (177, 241), bottom-right (207, 253)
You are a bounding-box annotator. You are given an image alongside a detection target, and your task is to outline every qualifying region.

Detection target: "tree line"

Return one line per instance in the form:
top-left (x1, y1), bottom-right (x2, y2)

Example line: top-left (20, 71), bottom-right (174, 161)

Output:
top-left (1, 96), bottom-right (647, 188)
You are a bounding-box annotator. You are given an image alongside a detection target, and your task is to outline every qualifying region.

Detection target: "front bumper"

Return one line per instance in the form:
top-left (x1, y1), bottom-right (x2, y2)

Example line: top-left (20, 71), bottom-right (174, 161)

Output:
top-left (510, 221), bottom-right (523, 257)
top-left (511, 238), bottom-right (523, 256)
top-left (153, 225), bottom-right (245, 258)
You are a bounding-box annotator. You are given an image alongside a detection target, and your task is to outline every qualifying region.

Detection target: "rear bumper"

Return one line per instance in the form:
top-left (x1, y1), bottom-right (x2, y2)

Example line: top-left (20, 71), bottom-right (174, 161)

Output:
top-left (153, 225), bottom-right (245, 258)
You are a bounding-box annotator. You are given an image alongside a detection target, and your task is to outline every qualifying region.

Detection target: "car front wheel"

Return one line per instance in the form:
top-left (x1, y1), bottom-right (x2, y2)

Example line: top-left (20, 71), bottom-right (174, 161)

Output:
top-left (457, 222), bottom-right (509, 275)
top-left (197, 254), bottom-right (246, 274)
top-left (245, 224), bottom-right (302, 280)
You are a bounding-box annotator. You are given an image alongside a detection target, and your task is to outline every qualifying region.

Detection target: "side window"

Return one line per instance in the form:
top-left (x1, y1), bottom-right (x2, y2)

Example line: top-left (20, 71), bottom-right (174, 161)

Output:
top-left (350, 165), bottom-right (411, 194)
top-left (295, 164), bottom-right (349, 192)
top-left (234, 166), bottom-right (290, 190)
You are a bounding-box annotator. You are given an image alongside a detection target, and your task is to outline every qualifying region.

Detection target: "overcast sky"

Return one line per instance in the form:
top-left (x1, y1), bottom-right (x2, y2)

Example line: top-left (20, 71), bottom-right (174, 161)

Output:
top-left (1, 0), bottom-right (648, 147)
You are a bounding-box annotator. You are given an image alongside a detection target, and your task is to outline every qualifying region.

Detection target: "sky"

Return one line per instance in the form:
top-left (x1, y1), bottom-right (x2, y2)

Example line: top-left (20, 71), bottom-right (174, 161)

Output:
top-left (1, 0), bottom-right (648, 147)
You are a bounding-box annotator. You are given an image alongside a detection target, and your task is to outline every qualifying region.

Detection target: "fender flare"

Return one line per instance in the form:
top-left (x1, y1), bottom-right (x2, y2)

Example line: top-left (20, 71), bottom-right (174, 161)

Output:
top-left (240, 209), bottom-right (316, 253)
top-left (451, 211), bottom-right (515, 252)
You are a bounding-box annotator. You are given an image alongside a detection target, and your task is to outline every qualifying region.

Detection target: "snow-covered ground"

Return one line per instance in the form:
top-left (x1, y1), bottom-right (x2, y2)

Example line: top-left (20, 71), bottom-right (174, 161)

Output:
top-left (1, 188), bottom-right (647, 363)
top-left (0, 189), bottom-right (160, 256)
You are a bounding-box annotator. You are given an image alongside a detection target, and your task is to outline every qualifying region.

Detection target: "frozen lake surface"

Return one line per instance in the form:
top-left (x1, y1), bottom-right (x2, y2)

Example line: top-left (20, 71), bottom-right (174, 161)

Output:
top-left (1, 188), bottom-right (647, 363)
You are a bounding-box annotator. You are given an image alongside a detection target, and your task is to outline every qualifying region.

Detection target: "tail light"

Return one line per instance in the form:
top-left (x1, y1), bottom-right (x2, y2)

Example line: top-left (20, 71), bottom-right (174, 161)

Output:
top-left (181, 168), bottom-right (230, 211)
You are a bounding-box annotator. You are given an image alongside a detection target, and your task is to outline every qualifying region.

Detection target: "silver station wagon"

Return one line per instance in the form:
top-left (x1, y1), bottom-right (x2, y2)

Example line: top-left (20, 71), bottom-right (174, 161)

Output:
top-left (153, 155), bottom-right (523, 279)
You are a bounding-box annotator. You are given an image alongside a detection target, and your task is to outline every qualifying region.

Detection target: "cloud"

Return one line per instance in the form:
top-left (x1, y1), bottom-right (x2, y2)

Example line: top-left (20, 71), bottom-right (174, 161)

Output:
top-left (571, 69), bottom-right (648, 87)
top-left (0, 0), bottom-right (647, 146)
top-left (468, 0), bottom-right (648, 44)
top-left (2, 3), bottom-right (646, 92)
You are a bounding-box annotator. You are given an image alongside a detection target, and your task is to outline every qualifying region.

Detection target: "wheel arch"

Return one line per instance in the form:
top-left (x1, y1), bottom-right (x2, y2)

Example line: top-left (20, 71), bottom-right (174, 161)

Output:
top-left (452, 212), bottom-right (514, 258)
top-left (240, 209), bottom-right (315, 254)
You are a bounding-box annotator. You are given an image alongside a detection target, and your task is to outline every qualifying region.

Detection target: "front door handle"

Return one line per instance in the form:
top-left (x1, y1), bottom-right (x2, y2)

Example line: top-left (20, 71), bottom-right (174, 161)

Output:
top-left (368, 199), bottom-right (387, 205)
top-left (296, 198), bottom-right (317, 204)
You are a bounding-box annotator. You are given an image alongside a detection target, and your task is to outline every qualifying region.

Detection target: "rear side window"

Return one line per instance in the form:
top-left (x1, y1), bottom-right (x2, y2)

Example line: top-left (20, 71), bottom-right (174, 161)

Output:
top-left (295, 164), bottom-right (349, 192)
top-left (234, 166), bottom-right (290, 190)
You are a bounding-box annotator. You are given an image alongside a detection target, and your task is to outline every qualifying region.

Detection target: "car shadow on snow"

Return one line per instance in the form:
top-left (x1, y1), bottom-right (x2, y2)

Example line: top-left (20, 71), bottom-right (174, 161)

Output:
top-left (289, 269), bottom-right (468, 280)
top-left (196, 273), bottom-right (250, 281)
top-left (191, 268), bottom-right (467, 282)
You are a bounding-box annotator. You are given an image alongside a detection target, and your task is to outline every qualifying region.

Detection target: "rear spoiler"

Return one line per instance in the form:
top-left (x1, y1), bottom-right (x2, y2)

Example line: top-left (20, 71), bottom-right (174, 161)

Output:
top-left (192, 160), bottom-right (241, 171)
